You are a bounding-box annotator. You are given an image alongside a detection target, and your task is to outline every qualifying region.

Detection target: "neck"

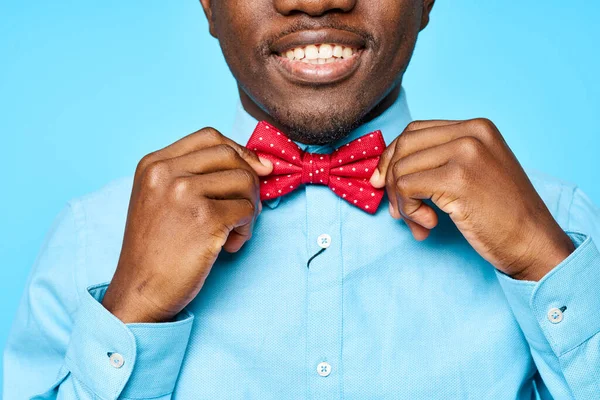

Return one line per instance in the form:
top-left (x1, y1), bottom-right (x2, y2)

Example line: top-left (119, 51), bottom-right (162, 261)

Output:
top-left (238, 83), bottom-right (401, 137)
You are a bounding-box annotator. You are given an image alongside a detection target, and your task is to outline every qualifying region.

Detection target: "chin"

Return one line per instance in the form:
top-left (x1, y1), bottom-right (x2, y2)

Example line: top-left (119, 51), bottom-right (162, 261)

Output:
top-left (266, 99), bottom-right (370, 145)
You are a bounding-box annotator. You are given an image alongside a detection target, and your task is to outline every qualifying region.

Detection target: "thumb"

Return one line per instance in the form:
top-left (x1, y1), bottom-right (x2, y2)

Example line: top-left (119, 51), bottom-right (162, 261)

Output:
top-left (231, 143), bottom-right (273, 176)
top-left (370, 138), bottom-right (397, 188)
top-left (256, 156), bottom-right (274, 176)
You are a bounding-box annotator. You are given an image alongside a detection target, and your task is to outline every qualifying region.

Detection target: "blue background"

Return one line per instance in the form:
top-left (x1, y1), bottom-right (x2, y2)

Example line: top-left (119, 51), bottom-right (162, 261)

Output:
top-left (1, 0), bottom-right (599, 387)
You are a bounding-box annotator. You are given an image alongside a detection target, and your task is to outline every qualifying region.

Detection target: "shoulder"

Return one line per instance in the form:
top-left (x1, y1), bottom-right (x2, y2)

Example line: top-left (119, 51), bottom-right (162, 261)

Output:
top-left (67, 175), bottom-right (134, 291)
top-left (70, 175), bottom-right (133, 221)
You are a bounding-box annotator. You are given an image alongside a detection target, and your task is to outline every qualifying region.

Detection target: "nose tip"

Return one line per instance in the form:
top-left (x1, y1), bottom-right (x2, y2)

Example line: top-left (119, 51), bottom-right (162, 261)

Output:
top-left (275, 0), bottom-right (357, 17)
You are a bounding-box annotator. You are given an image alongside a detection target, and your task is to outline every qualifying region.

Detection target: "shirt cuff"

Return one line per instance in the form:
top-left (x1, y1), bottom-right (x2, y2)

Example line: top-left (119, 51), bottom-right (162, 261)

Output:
top-left (64, 282), bottom-right (194, 399)
top-left (495, 231), bottom-right (600, 356)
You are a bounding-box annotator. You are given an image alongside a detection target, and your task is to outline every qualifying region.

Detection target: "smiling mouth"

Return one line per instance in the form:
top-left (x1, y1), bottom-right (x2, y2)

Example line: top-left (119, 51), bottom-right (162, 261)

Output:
top-left (269, 29), bottom-right (366, 85)
top-left (278, 43), bottom-right (360, 64)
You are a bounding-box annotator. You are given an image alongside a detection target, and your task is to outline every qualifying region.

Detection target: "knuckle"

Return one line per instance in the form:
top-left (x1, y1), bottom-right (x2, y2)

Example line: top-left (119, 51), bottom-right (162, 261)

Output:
top-left (170, 177), bottom-right (191, 201)
top-left (240, 146), bottom-right (260, 164)
top-left (395, 175), bottom-right (411, 197)
top-left (446, 197), bottom-right (471, 222)
top-left (468, 118), bottom-right (497, 136)
top-left (406, 120), bottom-right (425, 131)
top-left (136, 152), bottom-right (159, 174)
top-left (233, 168), bottom-right (259, 187)
top-left (385, 167), bottom-right (396, 187)
top-left (241, 198), bottom-right (257, 215)
top-left (200, 126), bottom-right (222, 138)
top-left (394, 131), bottom-right (413, 156)
top-left (395, 132), bottom-right (408, 150)
top-left (391, 158), bottom-right (406, 176)
top-left (234, 142), bottom-right (251, 157)
top-left (235, 144), bottom-right (257, 164)
top-left (141, 160), bottom-right (171, 190)
top-left (200, 126), bottom-right (223, 141)
top-left (215, 143), bottom-right (239, 160)
top-left (378, 147), bottom-right (394, 169)
top-left (457, 136), bottom-right (484, 161)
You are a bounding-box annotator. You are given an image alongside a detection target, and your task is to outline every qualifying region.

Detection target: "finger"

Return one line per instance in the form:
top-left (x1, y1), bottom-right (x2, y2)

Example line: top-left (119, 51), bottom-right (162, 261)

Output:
top-left (386, 140), bottom-right (458, 228)
top-left (191, 169), bottom-right (260, 205)
top-left (156, 127), bottom-right (273, 176)
top-left (223, 215), bottom-right (257, 253)
top-left (370, 136), bottom-right (398, 188)
top-left (388, 164), bottom-right (439, 230)
top-left (393, 164), bottom-right (462, 228)
top-left (404, 119), bottom-right (461, 131)
top-left (223, 231), bottom-right (250, 253)
top-left (386, 201), bottom-right (431, 239)
top-left (370, 121), bottom-right (460, 188)
top-left (398, 120), bottom-right (500, 159)
top-left (404, 217), bottom-right (433, 241)
top-left (379, 132), bottom-right (449, 218)
top-left (210, 199), bottom-right (257, 253)
top-left (372, 120), bottom-right (492, 188)
top-left (385, 177), bottom-right (434, 239)
top-left (391, 136), bottom-right (484, 178)
top-left (383, 158), bottom-right (402, 220)
top-left (165, 144), bottom-right (260, 177)
top-left (390, 137), bottom-right (490, 230)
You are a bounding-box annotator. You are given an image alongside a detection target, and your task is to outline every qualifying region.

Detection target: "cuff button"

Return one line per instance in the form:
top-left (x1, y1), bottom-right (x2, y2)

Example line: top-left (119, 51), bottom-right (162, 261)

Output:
top-left (108, 352), bottom-right (125, 369)
top-left (547, 307), bottom-right (564, 324)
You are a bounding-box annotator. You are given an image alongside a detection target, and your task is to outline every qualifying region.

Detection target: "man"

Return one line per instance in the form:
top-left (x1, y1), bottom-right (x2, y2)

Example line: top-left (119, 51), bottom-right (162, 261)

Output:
top-left (4, 0), bottom-right (600, 398)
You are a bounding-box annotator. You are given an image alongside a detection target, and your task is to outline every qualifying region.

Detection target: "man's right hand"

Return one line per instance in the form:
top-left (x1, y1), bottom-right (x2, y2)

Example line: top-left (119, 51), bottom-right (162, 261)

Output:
top-left (102, 127), bottom-right (273, 323)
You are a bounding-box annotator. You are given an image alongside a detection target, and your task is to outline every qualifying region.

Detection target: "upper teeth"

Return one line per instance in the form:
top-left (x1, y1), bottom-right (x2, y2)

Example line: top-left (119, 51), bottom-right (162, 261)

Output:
top-left (282, 44), bottom-right (358, 64)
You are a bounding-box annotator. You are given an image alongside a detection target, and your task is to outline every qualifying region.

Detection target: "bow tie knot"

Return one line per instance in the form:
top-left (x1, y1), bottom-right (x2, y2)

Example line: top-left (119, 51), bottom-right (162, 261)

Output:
top-left (301, 152), bottom-right (331, 185)
top-left (246, 121), bottom-right (386, 214)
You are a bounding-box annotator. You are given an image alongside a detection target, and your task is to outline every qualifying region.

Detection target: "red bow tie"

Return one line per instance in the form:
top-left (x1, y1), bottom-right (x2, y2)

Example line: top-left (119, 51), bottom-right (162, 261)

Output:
top-left (246, 121), bottom-right (386, 214)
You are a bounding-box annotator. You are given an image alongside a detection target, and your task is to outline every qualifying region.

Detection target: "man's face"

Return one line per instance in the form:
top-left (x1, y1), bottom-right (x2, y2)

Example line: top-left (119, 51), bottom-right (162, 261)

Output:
top-left (200, 0), bottom-right (434, 144)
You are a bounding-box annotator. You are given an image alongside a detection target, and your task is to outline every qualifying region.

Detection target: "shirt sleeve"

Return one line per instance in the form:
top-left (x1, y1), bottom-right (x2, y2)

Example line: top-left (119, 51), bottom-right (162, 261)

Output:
top-left (495, 186), bottom-right (600, 400)
top-left (3, 201), bottom-right (195, 400)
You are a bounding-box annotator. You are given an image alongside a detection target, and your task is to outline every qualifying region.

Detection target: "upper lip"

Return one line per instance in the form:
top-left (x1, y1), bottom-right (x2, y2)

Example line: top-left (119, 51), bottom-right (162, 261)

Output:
top-left (270, 28), bottom-right (367, 54)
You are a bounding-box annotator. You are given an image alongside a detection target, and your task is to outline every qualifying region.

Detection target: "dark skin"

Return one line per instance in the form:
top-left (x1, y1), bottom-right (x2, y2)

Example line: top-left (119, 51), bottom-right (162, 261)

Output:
top-left (102, 0), bottom-right (575, 323)
top-left (204, 0), bottom-right (431, 144)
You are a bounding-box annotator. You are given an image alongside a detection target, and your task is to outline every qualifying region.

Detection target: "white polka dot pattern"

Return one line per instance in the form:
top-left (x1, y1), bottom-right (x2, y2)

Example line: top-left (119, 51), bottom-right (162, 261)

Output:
top-left (246, 121), bottom-right (386, 214)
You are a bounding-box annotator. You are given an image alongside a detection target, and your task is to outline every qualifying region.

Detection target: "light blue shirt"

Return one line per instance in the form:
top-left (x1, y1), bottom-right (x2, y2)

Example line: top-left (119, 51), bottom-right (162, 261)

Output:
top-left (4, 88), bottom-right (600, 399)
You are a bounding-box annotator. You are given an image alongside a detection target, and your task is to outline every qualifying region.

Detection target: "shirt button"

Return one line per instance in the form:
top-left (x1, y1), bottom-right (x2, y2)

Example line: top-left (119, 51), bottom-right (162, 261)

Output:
top-left (317, 361), bottom-right (331, 377)
top-left (109, 352), bottom-right (125, 369)
top-left (547, 307), bottom-right (564, 324)
top-left (317, 234), bottom-right (332, 249)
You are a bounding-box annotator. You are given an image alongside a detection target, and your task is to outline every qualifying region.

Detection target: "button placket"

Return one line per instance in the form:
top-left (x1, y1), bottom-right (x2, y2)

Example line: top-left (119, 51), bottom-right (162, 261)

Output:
top-left (304, 160), bottom-right (343, 398)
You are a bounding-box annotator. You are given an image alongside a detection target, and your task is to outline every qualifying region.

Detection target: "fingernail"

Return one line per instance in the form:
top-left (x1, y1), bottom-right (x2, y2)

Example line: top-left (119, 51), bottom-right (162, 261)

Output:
top-left (370, 169), bottom-right (380, 185)
top-left (258, 156), bottom-right (272, 168)
top-left (388, 202), bottom-right (396, 218)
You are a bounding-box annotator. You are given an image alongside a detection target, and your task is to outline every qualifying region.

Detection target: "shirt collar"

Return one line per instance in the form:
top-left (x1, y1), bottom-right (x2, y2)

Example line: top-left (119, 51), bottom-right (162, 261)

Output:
top-left (228, 86), bottom-right (413, 209)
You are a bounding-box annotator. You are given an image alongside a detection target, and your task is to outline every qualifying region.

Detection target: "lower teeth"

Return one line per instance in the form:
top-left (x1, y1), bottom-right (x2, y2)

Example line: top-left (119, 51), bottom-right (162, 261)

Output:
top-left (300, 57), bottom-right (346, 64)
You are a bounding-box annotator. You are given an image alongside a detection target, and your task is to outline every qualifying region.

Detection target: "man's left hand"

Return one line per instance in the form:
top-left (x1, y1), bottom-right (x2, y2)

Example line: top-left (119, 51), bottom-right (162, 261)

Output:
top-left (369, 118), bottom-right (575, 281)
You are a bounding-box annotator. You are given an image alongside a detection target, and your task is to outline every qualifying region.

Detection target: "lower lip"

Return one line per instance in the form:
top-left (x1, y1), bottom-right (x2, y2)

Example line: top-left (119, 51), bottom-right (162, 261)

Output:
top-left (272, 50), bottom-right (364, 85)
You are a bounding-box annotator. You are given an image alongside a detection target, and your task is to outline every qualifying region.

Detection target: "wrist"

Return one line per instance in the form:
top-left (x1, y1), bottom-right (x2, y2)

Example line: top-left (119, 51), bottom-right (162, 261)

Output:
top-left (510, 228), bottom-right (576, 281)
top-left (102, 279), bottom-right (174, 323)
